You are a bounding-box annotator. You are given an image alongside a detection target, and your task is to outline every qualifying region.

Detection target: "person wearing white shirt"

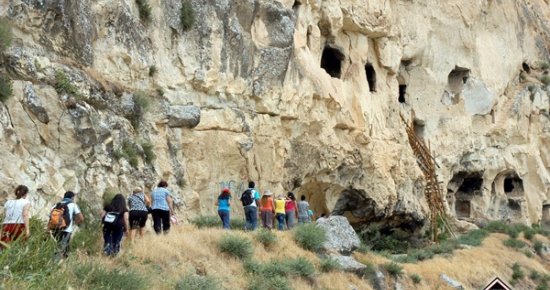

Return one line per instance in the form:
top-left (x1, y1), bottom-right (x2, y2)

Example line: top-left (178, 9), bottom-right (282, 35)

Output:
top-left (1, 185), bottom-right (30, 247)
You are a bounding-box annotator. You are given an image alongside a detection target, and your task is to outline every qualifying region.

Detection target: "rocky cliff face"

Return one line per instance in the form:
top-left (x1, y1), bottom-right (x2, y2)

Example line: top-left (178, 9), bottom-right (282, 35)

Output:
top-left (1, 0), bottom-right (550, 232)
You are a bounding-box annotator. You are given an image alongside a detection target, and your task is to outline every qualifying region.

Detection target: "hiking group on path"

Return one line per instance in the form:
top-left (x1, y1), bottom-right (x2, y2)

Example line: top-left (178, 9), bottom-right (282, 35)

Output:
top-left (1, 180), bottom-right (318, 257)
top-left (217, 181), bottom-right (315, 231)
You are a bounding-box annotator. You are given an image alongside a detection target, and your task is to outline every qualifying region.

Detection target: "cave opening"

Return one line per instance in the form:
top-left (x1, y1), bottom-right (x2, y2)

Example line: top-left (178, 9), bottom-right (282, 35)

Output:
top-left (448, 66), bottom-right (470, 94)
top-left (448, 171), bottom-right (484, 219)
top-left (321, 46), bottom-right (344, 78)
top-left (365, 63), bottom-right (376, 92)
top-left (398, 85), bottom-right (407, 103)
top-left (522, 62), bottom-right (531, 74)
top-left (504, 176), bottom-right (524, 196)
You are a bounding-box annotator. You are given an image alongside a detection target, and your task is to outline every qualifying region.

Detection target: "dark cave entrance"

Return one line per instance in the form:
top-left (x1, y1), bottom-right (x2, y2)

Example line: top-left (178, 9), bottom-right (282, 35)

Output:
top-left (448, 172), bottom-right (484, 219)
top-left (365, 63), bottom-right (376, 92)
top-left (504, 175), bottom-right (524, 197)
top-left (398, 85), bottom-right (407, 103)
top-left (321, 46), bottom-right (344, 78)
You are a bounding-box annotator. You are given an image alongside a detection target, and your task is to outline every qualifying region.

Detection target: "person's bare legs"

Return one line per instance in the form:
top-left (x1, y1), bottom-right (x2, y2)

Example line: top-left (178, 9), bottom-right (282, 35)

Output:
top-left (130, 229), bottom-right (137, 243)
top-left (139, 226), bottom-right (146, 238)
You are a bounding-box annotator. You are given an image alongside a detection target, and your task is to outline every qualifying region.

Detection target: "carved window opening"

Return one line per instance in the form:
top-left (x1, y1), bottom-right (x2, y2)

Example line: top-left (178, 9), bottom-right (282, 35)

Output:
top-left (448, 172), bottom-right (483, 219)
top-left (292, 0), bottom-right (301, 9)
top-left (448, 66), bottom-right (470, 94)
top-left (365, 63), bottom-right (376, 92)
top-left (321, 46), bottom-right (344, 79)
top-left (542, 202), bottom-right (550, 226)
top-left (397, 75), bottom-right (406, 104)
top-left (522, 62), bottom-right (531, 74)
top-left (504, 176), bottom-right (524, 196)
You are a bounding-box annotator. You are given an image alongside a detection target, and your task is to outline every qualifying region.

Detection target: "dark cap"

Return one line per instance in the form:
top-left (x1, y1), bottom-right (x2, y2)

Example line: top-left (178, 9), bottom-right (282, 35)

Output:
top-left (64, 191), bottom-right (75, 199)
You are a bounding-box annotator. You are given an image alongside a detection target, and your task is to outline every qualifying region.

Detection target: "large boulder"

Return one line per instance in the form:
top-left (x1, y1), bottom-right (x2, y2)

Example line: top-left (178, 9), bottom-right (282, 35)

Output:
top-left (168, 105), bottom-right (201, 128)
top-left (317, 215), bottom-right (361, 254)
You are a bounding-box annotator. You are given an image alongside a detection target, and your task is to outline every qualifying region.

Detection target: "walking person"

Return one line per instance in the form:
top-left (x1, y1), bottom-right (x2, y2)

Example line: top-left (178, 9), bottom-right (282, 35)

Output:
top-left (216, 188), bottom-right (232, 229)
top-left (275, 195), bottom-right (287, 231)
top-left (1, 185), bottom-right (30, 247)
top-left (53, 191), bottom-right (84, 259)
top-left (259, 190), bottom-right (275, 230)
top-left (127, 187), bottom-right (150, 242)
top-left (241, 181), bottom-right (260, 231)
top-left (150, 181), bottom-right (174, 234)
top-left (297, 195), bottom-right (310, 224)
top-left (101, 194), bottom-right (130, 256)
top-left (285, 192), bottom-right (298, 230)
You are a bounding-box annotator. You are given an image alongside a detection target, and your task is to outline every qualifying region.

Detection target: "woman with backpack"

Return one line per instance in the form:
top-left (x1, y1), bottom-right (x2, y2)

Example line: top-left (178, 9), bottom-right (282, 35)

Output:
top-left (215, 188), bottom-right (231, 229)
top-left (101, 194), bottom-right (130, 256)
top-left (259, 190), bottom-right (275, 230)
top-left (1, 185), bottom-right (30, 247)
top-left (127, 187), bottom-right (151, 242)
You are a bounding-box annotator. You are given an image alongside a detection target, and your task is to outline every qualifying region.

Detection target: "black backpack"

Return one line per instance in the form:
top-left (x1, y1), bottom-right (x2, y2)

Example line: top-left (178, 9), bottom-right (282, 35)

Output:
top-left (240, 189), bottom-right (254, 206)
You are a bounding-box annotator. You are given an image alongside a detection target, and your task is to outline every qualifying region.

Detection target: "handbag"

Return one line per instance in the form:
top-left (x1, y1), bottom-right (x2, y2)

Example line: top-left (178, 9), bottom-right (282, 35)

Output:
top-left (104, 212), bottom-right (119, 223)
top-left (170, 215), bottom-right (179, 225)
top-left (138, 194), bottom-right (153, 213)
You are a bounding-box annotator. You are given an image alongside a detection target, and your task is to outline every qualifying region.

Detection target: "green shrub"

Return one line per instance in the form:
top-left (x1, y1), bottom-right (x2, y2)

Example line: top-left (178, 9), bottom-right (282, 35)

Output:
top-left (0, 17), bottom-right (13, 53)
top-left (255, 229), bottom-right (277, 247)
top-left (532, 270), bottom-right (542, 281)
top-left (410, 273), bottom-right (422, 284)
top-left (140, 140), bottom-right (155, 164)
top-left (113, 148), bottom-right (126, 160)
top-left (148, 65), bottom-right (157, 77)
top-left (503, 238), bottom-right (525, 249)
top-left (385, 262), bottom-right (404, 278)
top-left (409, 248), bottom-right (435, 261)
top-left (74, 263), bottom-right (149, 290)
top-left (429, 239), bottom-right (458, 254)
top-left (181, 0), bottom-right (196, 31)
top-left (156, 87), bottom-right (165, 96)
top-left (524, 228), bottom-right (537, 240)
top-left (524, 249), bottom-right (535, 258)
top-left (133, 90), bottom-right (152, 113)
top-left (540, 61), bottom-right (550, 70)
top-left (136, 0), bottom-right (152, 23)
top-left (286, 257), bottom-right (315, 277)
top-left (55, 70), bottom-right (81, 98)
top-left (392, 255), bottom-right (418, 264)
top-left (511, 223), bottom-right (531, 233)
top-left (364, 262), bottom-right (379, 288)
top-left (190, 215), bottom-right (221, 229)
top-left (356, 243), bottom-right (370, 254)
top-left (0, 74), bottom-right (13, 103)
top-left (248, 276), bottom-right (291, 290)
top-left (541, 76), bottom-right (550, 86)
top-left (257, 260), bottom-right (291, 278)
top-left (319, 257), bottom-right (341, 272)
top-left (486, 221), bottom-right (510, 233)
top-left (534, 240), bottom-right (544, 253)
top-left (457, 229), bottom-right (490, 246)
top-left (512, 262), bottom-right (525, 280)
top-left (538, 281), bottom-right (550, 290)
top-left (293, 223), bottom-right (326, 251)
top-left (371, 250), bottom-right (392, 259)
top-left (230, 218), bottom-right (246, 230)
top-left (218, 234), bottom-right (254, 260)
top-left (175, 274), bottom-right (221, 290)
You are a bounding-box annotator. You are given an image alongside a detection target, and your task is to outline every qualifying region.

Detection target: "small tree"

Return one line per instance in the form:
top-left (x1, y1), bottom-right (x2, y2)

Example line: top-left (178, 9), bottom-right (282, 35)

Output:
top-left (181, 0), bottom-right (195, 31)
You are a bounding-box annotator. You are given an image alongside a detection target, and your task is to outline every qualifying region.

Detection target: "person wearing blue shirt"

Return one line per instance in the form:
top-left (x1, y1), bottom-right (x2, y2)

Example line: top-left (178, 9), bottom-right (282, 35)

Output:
top-left (216, 188), bottom-right (232, 229)
top-left (242, 181), bottom-right (261, 231)
top-left (150, 181), bottom-right (174, 234)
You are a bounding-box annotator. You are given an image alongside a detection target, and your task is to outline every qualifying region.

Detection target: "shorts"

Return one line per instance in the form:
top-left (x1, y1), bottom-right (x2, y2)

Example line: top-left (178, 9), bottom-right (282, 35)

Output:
top-left (129, 210), bottom-right (148, 229)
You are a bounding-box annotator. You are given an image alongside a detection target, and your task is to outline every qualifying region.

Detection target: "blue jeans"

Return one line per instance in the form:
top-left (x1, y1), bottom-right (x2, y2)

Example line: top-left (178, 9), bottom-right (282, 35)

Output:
top-left (103, 230), bottom-right (125, 256)
top-left (276, 213), bottom-right (285, 231)
top-left (53, 230), bottom-right (71, 260)
top-left (218, 210), bottom-right (230, 229)
top-left (244, 206), bottom-right (258, 231)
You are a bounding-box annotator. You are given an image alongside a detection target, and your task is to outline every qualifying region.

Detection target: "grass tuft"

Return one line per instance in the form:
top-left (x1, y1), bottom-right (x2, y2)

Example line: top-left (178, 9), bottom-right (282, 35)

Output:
top-left (181, 0), bottom-right (196, 31)
top-left (136, 0), bottom-right (152, 23)
top-left (512, 262), bottom-right (525, 280)
top-left (148, 65), bottom-right (157, 77)
top-left (503, 238), bottom-right (525, 250)
top-left (319, 256), bottom-right (342, 272)
top-left (190, 215), bottom-right (221, 229)
top-left (74, 263), bottom-right (150, 290)
top-left (55, 70), bottom-right (81, 98)
top-left (457, 229), bottom-right (490, 246)
top-left (140, 140), bottom-right (155, 164)
top-left (286, 256), bottom-right (316, 277)
top-left (218, 234), bottom-right (254, 260)
top-left (0, 17), bottom-right (13, 53)
top-left (410, 273), bottom-right (422, 284)
top-left (255, 229), bottom-right (277, 247)
top-left (175, 274), bottom-right (221, 290)
top-left (385, 262), bottom-right (404, 278)
top-left (0, 74), bottom-right (13, 103)
top-left (293, 223), bottom-right (326, 251)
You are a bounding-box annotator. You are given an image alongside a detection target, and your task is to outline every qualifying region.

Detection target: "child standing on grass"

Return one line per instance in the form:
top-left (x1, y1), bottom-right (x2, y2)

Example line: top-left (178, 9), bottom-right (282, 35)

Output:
top-left (1, 185), bottom-right (30, 247)
top-left (216, 188), bottom-right (232, 229)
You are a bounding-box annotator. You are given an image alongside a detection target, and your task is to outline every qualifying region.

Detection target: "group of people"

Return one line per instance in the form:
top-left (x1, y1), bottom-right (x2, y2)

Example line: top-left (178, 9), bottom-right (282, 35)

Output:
top-left (215, 181), bottom-right (315, 231)
top-left (0, 180), bottom-right (175, 258)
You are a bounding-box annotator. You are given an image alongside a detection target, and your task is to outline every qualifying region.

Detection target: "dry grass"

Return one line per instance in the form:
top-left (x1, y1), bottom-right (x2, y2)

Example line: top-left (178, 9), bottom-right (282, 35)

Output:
top-left (19, 225), bottom-right (547, 290)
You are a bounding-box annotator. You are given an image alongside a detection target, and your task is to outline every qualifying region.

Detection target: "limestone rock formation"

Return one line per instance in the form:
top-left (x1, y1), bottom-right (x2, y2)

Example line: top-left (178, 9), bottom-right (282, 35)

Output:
top-left (328, 254), bottom-right (366, 277)
top-left (317, 215), bottom-right (361, 254)
top-left (0, 0), bottom-right (549, 232)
